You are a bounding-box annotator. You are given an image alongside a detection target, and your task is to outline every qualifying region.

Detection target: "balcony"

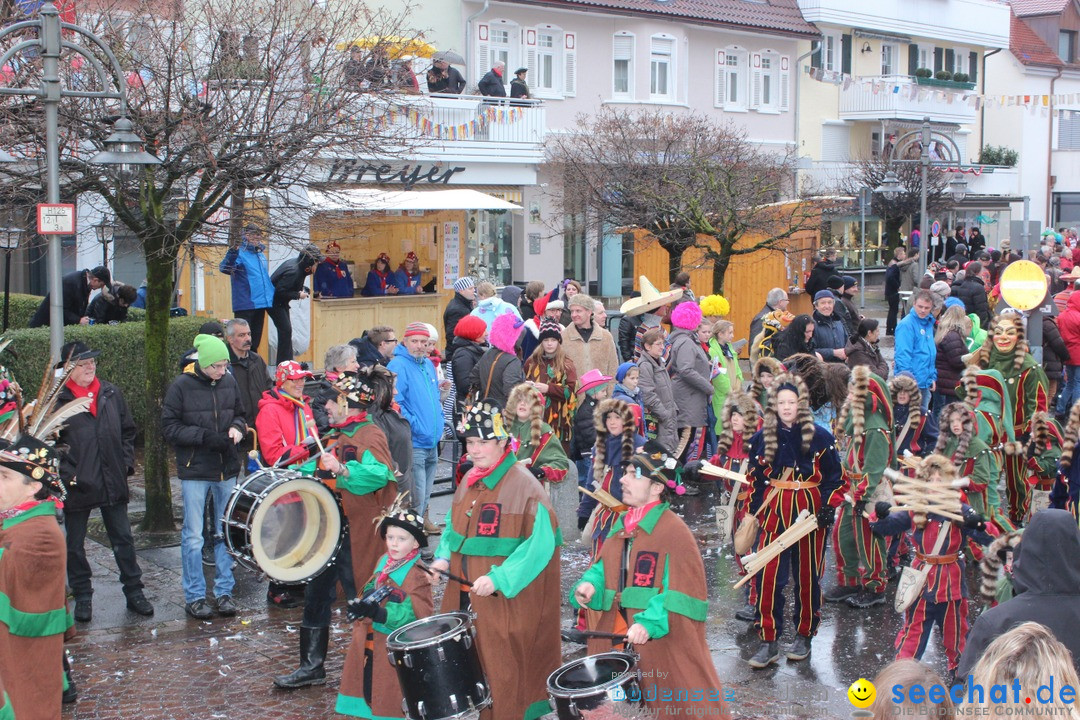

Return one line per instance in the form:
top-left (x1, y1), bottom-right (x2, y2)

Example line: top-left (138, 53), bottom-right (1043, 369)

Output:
top-left (797, 0), bottom-right (1009, 48)
top-left (839, 75), bottom-right (976, 125)
top-left (802, 162), bottom-right (1019, 198)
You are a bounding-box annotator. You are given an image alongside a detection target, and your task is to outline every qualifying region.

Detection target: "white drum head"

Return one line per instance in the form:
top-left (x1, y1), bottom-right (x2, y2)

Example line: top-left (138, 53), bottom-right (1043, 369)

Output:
top-left (250, 478), bottom-right (342, 583)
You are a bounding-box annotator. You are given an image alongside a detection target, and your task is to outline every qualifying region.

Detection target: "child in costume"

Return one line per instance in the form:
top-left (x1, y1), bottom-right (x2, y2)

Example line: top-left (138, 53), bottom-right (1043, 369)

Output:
top-left (751, 356), bottom-right (784, 411)
top-left (1025, 411), bottom-right (1063, 522)
top-left (1052, 399), bottom-right (1080, 520)
top-left (580, 399), bottom-right (645, 556)
top-left (506, 383), bottom-right (570, 487)
top-left (571, 371), bottom-right (611, 531)
top-left (958, 367), bottom-right (1018, 534)
top-left (870, 454), bottom-right (992, 681)
top-left (708, 319), bottom-right (744, 436)
top-left (936, 403), bottom-right (1006, 547)
top-left (336, 497), bottom-right (434, 719)
top-left (890, 372), bottom-right (939, 464)
top-left (612, 361), bottom-right (645, 435)
top-left (523, 317), bottom-right (577, 449)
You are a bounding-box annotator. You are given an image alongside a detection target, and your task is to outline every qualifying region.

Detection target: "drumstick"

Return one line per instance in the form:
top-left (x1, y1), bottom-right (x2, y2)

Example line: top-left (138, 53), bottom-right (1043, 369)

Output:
top-left (417, 561), bottom-right (500, 597)
top-left (561, 628), bottom-right (627, 644)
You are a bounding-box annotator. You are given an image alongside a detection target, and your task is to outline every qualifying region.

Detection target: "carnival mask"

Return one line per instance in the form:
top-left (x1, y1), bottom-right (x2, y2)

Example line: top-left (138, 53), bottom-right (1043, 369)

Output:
top-left (992, 319), bottom-right (1019, 354)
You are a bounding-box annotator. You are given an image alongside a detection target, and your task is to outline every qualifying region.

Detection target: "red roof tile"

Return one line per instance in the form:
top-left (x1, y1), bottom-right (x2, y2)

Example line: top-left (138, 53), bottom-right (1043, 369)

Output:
top-left (501, 0), bottom-right (817, 37)
top-left (1010, 12), bottom-right (1064, 66)
top-left (1010, 0), bottom-right (1070, 17)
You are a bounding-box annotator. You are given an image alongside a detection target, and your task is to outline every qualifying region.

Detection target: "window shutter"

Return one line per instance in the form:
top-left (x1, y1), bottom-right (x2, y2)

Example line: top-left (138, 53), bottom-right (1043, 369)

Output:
top-left (715, 49), bottom-right (726, 107)
top-left (524, 28), bottom-right (537, 84)
top-left (811, 40), bottom-right (822, 70)
top-left (780, 55), bottom-right (790, 111)
top-left (908, 44), bottom-right (919, 75)
top-left (934, 47), bottom-right (943, 72)
top-left (614, 34), bottom-right (633, 58)
top-left (945, 48), bottom-right (955, 72)
top-left (841, 34), bottom-right (851, 75)
top-left (564, 32), bottom-right (576, 96)
top-left (476, 24), bottom-right (490, 86)
top-left (969, 51), bottom-right (978, 83)
top-left (751, 53), bottom-right (762, 109)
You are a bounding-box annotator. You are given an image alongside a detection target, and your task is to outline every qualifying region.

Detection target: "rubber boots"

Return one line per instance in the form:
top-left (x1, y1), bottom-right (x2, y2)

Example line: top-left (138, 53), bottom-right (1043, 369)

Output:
top-left (273, 625), bottom-right (329, 689)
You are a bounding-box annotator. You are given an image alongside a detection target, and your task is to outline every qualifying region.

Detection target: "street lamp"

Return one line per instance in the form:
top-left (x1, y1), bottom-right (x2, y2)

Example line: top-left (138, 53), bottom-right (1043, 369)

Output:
top-left (95, 216), bottom-right (114, 266)
top-left (875, 116), bottom-right (968, 277)
top-left (0, 1), bottom-right (160, 362)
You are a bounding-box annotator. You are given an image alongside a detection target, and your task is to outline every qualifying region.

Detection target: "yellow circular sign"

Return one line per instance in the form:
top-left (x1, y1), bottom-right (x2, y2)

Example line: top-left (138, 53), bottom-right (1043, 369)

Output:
top-left (999, 260), bottom-right (1049, 311)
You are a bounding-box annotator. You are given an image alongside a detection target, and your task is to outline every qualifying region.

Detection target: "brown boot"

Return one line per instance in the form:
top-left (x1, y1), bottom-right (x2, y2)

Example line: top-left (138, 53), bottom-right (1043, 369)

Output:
top-left (424, 509), bottom-right (443, 535)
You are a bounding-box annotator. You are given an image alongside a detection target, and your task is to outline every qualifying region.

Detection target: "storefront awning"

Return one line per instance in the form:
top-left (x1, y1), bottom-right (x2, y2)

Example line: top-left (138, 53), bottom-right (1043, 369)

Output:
top-left (306, 188), bottom-right (522, 212)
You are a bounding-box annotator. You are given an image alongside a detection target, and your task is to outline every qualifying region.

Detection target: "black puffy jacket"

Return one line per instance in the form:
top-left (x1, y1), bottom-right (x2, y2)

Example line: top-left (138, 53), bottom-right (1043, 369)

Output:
top-left (443, 293), bottom-right (474, 353)
top-left (1043, 314), bottom-right (1070, 385)
top-left (450, 339), bottom-right (485, 402)
top-left (570, 395), bottom-right (598, 461)
top-left (270, 250), bottom-right (319, 306)
top-left (161, 366), bottom-right (248, 481)
top-left (57, 380), bottom-right (136, 512)
top-left (951, 276), bottom-right (991, 326)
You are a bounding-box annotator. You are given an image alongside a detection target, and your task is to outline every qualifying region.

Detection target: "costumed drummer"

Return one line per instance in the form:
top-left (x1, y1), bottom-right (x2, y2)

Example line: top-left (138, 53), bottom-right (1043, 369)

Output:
top-left (0, 434), bottom-right (74, 719)
top-left (429, 401), bottom-right (562, 720)
top-left (314, 241), bottom-right (355, 299)
top-left (745, 373), bottom-right (843, 669)
top-left (274, 370), bottom-right (397, 690)
top-left (336, 496), bottom-right (433, 719)
top-left (572, 442), bottom-right (726, 715)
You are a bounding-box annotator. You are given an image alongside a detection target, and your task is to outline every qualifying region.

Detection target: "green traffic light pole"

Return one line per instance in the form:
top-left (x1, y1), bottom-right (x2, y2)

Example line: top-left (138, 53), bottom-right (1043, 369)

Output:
top-left (0, 1), bottom-right (158, 362)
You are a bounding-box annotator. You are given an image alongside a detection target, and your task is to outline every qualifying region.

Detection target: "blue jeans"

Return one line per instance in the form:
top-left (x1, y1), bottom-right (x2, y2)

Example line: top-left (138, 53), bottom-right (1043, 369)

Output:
top-left (931, 391), bottom-right (952, 422)
top-left (181, 478), bottom-right (237, 603)
top-left (920, 386), bottom-right (932, 414)
top-left (1059, 365), bottom-right (1080, 415)
top-left (411, 446), bottom-right (439, 515)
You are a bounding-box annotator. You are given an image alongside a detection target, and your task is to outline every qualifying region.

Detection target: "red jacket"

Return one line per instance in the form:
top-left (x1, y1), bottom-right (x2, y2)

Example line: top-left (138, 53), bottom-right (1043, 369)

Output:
top-left (255, 389), bottom-right (316, 466)
top-left (1058, 292), bottom-right (1080, 366)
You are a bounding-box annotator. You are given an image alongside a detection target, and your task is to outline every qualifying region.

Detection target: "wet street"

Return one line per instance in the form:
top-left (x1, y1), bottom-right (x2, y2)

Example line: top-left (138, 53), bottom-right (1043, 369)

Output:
top-left (65, 459), bottom-right (969, 720)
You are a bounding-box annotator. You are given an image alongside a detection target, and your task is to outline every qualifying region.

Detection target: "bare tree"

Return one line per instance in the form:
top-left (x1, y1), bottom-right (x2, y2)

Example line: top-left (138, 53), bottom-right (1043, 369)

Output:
top-left (546, 108), bottom-right (817, 293)
top-left (836, 154), bottom-right (952, 245)
top-left (0, 0), bottom-right (424, 530)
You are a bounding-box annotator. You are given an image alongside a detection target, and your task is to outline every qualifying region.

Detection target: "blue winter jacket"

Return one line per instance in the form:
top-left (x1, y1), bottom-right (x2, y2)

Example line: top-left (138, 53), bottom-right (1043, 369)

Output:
top-left (394, 267), bottom-right (423, 295)
top-left (219, 241), bottom-right (274, 311)
top-left (314, 259), bottom-right (354, 298)
top-left (894, 310), bottom-right (938, 388)
top-left (387, 344), bottom-right (443, 449)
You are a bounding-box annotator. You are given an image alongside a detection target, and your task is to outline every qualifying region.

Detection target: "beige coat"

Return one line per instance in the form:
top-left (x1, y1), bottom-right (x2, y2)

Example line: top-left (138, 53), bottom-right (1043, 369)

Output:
top-left (561, 322), bottom-right (619, 386)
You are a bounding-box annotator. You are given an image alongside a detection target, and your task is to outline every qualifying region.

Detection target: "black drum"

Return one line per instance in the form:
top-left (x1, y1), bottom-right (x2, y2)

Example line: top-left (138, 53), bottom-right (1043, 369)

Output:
top-left (223, 468), bottom-right (344, 583)
top-left (385, 612), bottom-right (491, 720)
top-left (547, 652), bottom-right (642, 720)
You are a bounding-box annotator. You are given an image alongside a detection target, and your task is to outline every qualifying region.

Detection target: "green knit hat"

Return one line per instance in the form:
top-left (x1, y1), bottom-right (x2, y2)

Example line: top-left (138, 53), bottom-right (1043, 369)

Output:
top-left (194, 333), bottom-right (229, 368)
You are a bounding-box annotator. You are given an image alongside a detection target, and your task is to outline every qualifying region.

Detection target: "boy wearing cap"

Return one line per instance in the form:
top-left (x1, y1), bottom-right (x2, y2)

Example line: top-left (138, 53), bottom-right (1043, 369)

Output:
top-left (388, 323), bottom-right (443, 516)
top-left (571, 442), bottom-right (724, 715)
top-left (394, 251), bottom-right (425, 294)
top-left (0, 434), bottom-right (72, 718)
top-left (161, 334), bottom-right (248, 620)
top-left (337, 498), bottom-right (433, 718)
top-left (314, 241), bottom-right (354, 298)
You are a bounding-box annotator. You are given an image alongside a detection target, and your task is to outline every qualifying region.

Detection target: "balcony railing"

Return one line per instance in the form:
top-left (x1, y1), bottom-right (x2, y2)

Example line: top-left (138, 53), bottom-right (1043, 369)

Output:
top-left (838, 75), bottom-right (976, 125)
top-left (802, 161), bottom-right (1019, 197)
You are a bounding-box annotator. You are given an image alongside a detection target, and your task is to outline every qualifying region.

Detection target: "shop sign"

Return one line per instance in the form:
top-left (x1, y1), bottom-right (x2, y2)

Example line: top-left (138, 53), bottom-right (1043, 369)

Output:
top-left (327, 159), bottom-right (466, 189)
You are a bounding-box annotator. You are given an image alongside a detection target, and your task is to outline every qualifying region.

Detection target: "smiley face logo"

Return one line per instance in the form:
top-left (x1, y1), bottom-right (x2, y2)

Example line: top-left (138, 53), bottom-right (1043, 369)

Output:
top-left (848, 678), bottom-right (876, 709)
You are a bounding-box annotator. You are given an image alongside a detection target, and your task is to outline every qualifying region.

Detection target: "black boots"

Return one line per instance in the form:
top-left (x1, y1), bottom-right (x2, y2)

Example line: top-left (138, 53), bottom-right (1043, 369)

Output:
top-left (785, 634), bottom-right (812, 661)
top-left (748, 641), bottom-right (780, 669)
top-left (273, 626), bottom-right (329, 689)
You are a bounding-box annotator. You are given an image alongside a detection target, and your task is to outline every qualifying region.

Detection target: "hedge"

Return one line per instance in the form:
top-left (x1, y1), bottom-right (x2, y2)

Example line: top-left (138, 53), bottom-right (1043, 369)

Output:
top-left (3, 293), bottom-right (146, 330)
top-left (2, 316), bottom-right (207, 430)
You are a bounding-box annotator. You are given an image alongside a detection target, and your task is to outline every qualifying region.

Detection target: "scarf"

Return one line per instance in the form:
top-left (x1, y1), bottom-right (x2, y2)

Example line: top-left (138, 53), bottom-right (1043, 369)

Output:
top-left (623, 500), bottom-right (661, 534)
top-left (332, 412), bottom-right (369, 428)
top-left (324, 259), bottom-right (346, 279)
top-left (466, 447), bottom-right (513, 488)
top-left (0, 498), bottom-right (49, 523)
top-left (376, 547), bottom-right (420, 587)
top-left (278, 390), bottom-right (312, 444)
top-left (66, 377), bottom-right (101, 416)
top-left (374, 268), bottom-right (390, 291)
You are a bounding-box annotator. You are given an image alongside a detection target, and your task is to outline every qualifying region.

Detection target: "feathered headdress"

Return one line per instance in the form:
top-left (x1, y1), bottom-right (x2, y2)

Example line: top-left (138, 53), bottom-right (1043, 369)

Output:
top-left (372, 492), bottom-right (427, 548)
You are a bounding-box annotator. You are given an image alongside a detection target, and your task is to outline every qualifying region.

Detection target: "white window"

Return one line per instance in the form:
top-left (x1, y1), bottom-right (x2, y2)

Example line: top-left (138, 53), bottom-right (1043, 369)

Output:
top-left (475, 21), bottom-right (519, 88)
top-left (613, 33), bottom-right (634, 97)
top-left (522, 25), bottom-right (576, 98)
top-left (952, 48), bottom-right (967, 75)
top-left (881, 43), bottom-right (895, 76)
top-left (823, 33), bottom-right (839, 72)
top-left (918, 45), bottom-right (932, 72)
top-left (650, 35), bottom-right (675, 100)
top-left (1060, 111), bottom-right (1080, 150)
top-left (716, 46), bottom-right (748, 111)
top-left (751, 50), bottom-right (790, 113)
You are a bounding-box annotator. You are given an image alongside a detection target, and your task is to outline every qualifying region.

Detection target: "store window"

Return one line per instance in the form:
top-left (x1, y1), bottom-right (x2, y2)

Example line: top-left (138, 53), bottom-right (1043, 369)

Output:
top-left (466, 210), bottom-right (513, 285)
top-left (1054, 193), bottom-right (1080, 226)
top-left (820, 216), bottom-right (887, 268)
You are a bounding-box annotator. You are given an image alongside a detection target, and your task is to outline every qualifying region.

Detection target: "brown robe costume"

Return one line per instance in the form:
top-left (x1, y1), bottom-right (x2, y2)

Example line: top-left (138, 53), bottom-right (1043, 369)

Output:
top-left (437, 451), bottom-right (562, 720)
top-left (573, 503), bottom-right (728, 717)
top-left (337, 555), bottom-right (434, 718)
top-left (0, 501), bottom-right (71, 720)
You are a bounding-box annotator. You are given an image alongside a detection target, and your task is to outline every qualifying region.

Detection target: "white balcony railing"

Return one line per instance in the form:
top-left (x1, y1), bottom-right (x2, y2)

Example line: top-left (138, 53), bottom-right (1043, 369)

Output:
top-left (838, 75), bottom-right (977, 125)
top-left (802, 162), bottom-right (1019, 198)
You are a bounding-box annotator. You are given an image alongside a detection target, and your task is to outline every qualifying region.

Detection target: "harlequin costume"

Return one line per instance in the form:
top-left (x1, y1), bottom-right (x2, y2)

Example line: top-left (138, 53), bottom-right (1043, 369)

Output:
top-left (957, 368), bottom-right (1018, 533)
top-left (570, 446), bottom-right (727, 718)
top-left (582, 399), bottom-right (641, 556)
top-left (434, 402), bottom-right (562, 720)
top-left (870, 454), bottom-right (993, 673)
top-left (745, 373), bottom-right (844, 668)
top-left (963, 314), bottom-right (1050, 524)
top-left (1025, 411), bottom-right (1064, 522)
top-left (750, 357), bottom-right (784, 414)
top-left (828, 366), bottom-right (894, 609)
top-left (337, 499), bottom-right (434, 719)
top-left (505, 383), bottom-right (569, 485)
top-left (936, 403), bottom-right (1006, 545)
top-left (890, 373), bottom-right (939, 465)
top-left (1051, 400), bottom-right (1080, 520)
top-left (0, 435), bottom-right (75, 719)
top-left (522, 319), bottom-right (578, 449)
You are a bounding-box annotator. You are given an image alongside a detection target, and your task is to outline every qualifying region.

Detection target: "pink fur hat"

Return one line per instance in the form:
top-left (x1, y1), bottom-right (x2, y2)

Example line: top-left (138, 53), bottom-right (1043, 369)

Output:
top-left (489, 312), bottom-right (521, 353)
top-left (670, 301), bottom-right (703, 330)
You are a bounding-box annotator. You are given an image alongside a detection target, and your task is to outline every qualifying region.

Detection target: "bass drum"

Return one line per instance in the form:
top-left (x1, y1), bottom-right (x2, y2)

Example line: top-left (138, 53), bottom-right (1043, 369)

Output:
top-left (547, 652), bottom-right (642, 720)
top-left (386, 612), bottom-right (491, 720)
top-left (223, 468), bottom-right (344, 583)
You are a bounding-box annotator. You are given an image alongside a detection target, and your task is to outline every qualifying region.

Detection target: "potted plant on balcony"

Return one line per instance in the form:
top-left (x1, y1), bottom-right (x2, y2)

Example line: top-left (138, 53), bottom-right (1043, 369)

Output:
top-left (915, 69), bottom-right (975, 90)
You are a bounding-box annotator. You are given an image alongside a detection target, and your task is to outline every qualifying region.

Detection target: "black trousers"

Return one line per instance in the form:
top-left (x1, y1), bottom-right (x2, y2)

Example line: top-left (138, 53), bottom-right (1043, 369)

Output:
top-left (234, 308), bottom-right (267, 350)
top-left (65, 503), bottom-right (144, 600)
top-left (886, 294), bottom-right (900, 335)
top-left (301, 528), bottom-right (356, 627)
top-left (267, 303), bottom-right (293, 364)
